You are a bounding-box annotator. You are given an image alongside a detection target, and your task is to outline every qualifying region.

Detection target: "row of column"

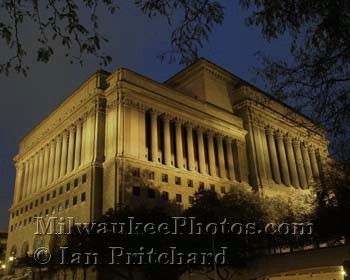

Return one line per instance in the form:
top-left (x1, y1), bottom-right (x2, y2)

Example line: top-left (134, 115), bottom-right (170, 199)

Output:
top-left (15, 120), bottom-right (83, 202)
top-left (148, 110), bottom-right (246, 182)
top-left (264, 126), bottom-right (321, 188)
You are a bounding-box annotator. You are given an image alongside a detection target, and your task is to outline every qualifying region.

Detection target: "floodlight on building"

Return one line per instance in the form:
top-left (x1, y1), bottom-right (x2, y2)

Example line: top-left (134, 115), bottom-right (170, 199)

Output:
top-left (1, 264), bottom-right (5, 269)
top-left (8, 256), bottom-right (14, 262)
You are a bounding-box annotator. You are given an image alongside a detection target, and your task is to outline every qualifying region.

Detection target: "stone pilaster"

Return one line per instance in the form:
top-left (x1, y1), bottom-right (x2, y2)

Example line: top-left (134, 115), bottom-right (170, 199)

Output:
top-left (32, 153), bottom-right (39, 193)
top-left (225, 137), bottom-right (235, 181)
top-left (23, 160), bottom-right (30, 198)
top-left (185, 123), bottom-right (195, 172)
top-left (275, 130), bottom-right (291, 186)
top-left (42, 143), bottom-right (50, 188)
top-left (37, 149), bottom-right (44, 190)
top-left (309, 145), bottom-right (320, 179)
top-left (74, 120), bottom-right (82, 169)
top-left (266, 126), bottom-right (281, 184)
top-left (27, 157), bottom-right (34, 195)
top-left (162, 114), bottom-right (171, 166)
top-left (196, 127), bottom-right (206, 174)
top-left (67, 125), bottom-right (76, 173)
top-left (285, 134), bottom-right (300, 188)
top-left (207, 131), bottom-right (216, 177)
top-left (301, 143), bottom-right (313, 184)
top-left (60, 130), bottom-right (69, 177)
top-left (47, 139), bottom-right (56, 183)
top-left (293, 138), bottom-right (308, 189)
top-left (174, 119), bottom-right (184, 169)
top-left (53, 134), bottom-right (62, 180)
top-left (216, 134), bottom-right (226, 178)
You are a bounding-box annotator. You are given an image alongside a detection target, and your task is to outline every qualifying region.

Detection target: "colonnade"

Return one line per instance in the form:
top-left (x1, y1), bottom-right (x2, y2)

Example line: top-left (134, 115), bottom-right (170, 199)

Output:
top-left (146, 110), bottom-right (247, 182)
top-left (15, 120), bottom-right (84, 202)
top-left (263, 125), bottom-right (322, 188)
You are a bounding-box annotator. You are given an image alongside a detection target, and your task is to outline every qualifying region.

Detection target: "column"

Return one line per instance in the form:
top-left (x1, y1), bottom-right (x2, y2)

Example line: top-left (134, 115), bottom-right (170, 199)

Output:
top-left (293, 138), bottom-right (308, 189)
top-left (216, 135), bottom-right (226, 178)
top-left (260, 126), bottom-right (272, 180)
top-left (32, 153), bottom-right (39, 193)
top-left (207, 131), bottom-right (216, 176)
top-left (42, 144), bottom-right (50, 188)
top-left (174, 119), bottom-right (184, 168)
top-left (60, 130), bottom-right (69, 176)
top-left (27, 157), bottom-right (34, 195)
top-left (301, 143), bottom-right (313, 184)
top-left (14, 163), bottom-right (24, 203)
top-left (150, 110), bottom-right (158, 163)
top-left (53, 135), bottom-right (62, 180)
top-left (37, 149), bottom-right (44, 190)
top-left (285, 134), bottom-right (300, 188)
top-left (233, 140), bottom-right (249, 183)
top-left (225, 137), bottom-right (235, 180)
top-left (309, 146), bottom-right (320, 179)
top-left (254, 122), bottom-right (267, 180)
top-left (47, 139), bottom-right (56, 183)
top-left (266, 127), bottom-right (281, 184)
top-left (67, 125), bottom-right (76, 173)
top-left (74, 120), bottom-right (82, 169)
top-left (197, 127), bottom-right (206, 174)
top-left (275, 130), bottom-right (291, 186)
top-left (162, 115), bottom-right (171, 166)
top-left (186, 123), bottom-right (195, 171)
top-left (23, 161), bottom-right (29, 198)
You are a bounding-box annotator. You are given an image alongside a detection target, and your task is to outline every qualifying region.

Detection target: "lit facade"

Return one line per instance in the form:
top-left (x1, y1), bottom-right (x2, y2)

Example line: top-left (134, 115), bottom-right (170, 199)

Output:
top-left (5, 59), bottom-right (331, 278)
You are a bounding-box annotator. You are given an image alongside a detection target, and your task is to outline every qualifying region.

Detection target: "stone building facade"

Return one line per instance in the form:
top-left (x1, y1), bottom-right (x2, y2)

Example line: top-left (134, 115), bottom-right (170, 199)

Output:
top-left (5, 59), bottom-right (330, 278)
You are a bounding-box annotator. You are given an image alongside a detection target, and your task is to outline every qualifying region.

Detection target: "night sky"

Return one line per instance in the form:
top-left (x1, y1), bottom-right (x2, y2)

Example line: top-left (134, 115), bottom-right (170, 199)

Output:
top-left (0, 2), bottom-right (291, 228)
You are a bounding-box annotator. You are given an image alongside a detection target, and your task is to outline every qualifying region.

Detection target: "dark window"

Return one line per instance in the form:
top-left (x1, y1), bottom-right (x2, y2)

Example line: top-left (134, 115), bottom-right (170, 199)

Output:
top-left (65, 200), bottom-right (69, 209)
top-left (132, 186), bottom-right (141, 196)
top-left (199, 182), bottom-right (205, 191)
top-left (175, 176), bottom-right (181, 185)
top-left (74, 178), bottom-right (79, 187)
top-left (10, 225), bottom-right (13, 232)
top-left (45, 209), bottom-right (49, 216)
top-left (25, 205), bottom-right (28, 212)
top-left (73, 196), bottom-right (78, 205)
top-left (46, 194), bottom-right (50, 201)
top-left (131, 168), bottom-right (140, 177)
top-left (81, 192), bottom-right (86, 202)
top-left (82, 174), bottom-right (87, 183)
top-left (210, 184), bottom-right (215, 192)
top-left (35, 200), bottom-right (38, 207)
top-left (30, 203), bottom-right (33, 210)
top-left (148, 188), bottom-right (155, 198)
top-left (149, 171), bottom-right (155, 180)
top-left (187, 179), bottom-right (193, 188)
top-left (20, 208), bottom-right (23, 214)
top-left (40, 196), bottom-right (44, 204)
top-left (16, 210), bottom-right (19, 216)
top-left (162, 191), bottom-right (169, 201)
top-left (66, 183), bottom-right (71, 192)
top-left (59, 186), bottom-right (63, 195)
top-left (53, 190), bottom-right (56, 198)
top-left (11, 213), bottom-right (14, 218)
top-left (176, 194), bottom-right (182, 203)
top-left (161, 173), bottom-right (168, 183)
top-left (29, 217), bottom-right (32, 223)
top-left (189, 196), bottom-right (194, 204)
top-left (220, 186), bottom-right (226, 194)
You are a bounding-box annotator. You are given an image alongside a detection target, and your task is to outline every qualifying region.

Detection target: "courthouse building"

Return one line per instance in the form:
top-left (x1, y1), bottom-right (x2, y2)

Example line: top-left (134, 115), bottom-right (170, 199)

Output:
top-left (5, 59), bottom-right (331, 278)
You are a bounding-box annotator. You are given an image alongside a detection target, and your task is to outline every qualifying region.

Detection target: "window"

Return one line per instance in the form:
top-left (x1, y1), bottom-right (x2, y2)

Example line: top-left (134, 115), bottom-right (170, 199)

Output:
top-left (187, 179), bottom-right (193, 188)
top-left (65, 200), bottom-right (69, 209)
top-left (46, 193), bottom-right (50, 201)
top-left (53, 190), bottom-right (56, 198)
top-left (11, 213), bottom-right (14, 218)
top-left (176, 194), bottom-right (182, 203)
top-left (20, 208), bottom-right (23, 214)
top-left (73, 196), bottom-right (78, 205)
top-left (35, 200), bottom-right (38, 207)
top-left (45, 209), bottom-right (49, 216)
top-left (199, 182), bottom-right (205, 191)
top-left (132, 186), bottom-right (141, 196)
top-left (16, 210), bottom-right (19, 216)
top-left (161, 173), bottom-right (168, 183)
top-left (131, 168), bottom-right (140, 177)
top-left (74, 178), bottom-right (79, 187)
top-left (175, 176), bottom-right (181, 185)
top-left (148, 171), bottom-right (155, 180)
top-left (220, 186), bottom-right (226, 194)
top-left (210, 184), bottom-right (215, 192)
top-left (81, 192), bottom-right (86, 202)
top-left (148, 188), bottom-right (155, 198)
top-left (59, 186), bottom-right (63, 195)
top-left (30, 203), bottom-right (33, 210)
top-left (25, 205), bottom-right (28, 212)
top-left (29, 217), bottom-right (32, 223)
top-left (189, 196), bottom-right (194, 204)
top-left (10, 225), bottom-right (13, 232)
top-left (66, 183), bottom-right (71, 192)
top-left (82, 174), bottom-right (87, 183)
top-left (40, 196), bottom-right (44, 204)
top-left (162, 191), bottom-right (169, 201)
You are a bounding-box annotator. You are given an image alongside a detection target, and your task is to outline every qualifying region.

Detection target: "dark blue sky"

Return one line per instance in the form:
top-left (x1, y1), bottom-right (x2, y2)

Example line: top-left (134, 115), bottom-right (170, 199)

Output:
top-left (0, 2), bottom-right (291, 228)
